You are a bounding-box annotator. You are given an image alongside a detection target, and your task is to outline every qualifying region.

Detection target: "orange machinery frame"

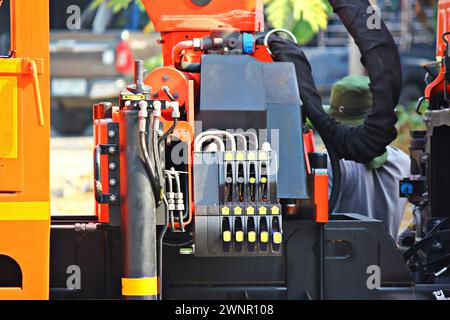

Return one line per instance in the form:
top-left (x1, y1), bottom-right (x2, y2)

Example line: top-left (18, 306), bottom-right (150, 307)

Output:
top-left (0, 0), bottom-right (50, 299)
top-left (424, 0), bottom-right (450, 100)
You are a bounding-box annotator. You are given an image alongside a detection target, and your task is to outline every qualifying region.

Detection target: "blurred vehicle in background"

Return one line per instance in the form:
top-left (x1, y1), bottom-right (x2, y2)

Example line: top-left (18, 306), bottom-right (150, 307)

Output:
top-left (50, 0), bottom-right (159, 135)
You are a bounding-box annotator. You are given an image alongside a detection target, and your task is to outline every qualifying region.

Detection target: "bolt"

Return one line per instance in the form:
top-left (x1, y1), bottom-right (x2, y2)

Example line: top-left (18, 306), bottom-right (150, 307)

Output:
top-left (109, 179), bottom-right (117, 186)
top-left (228, 38), bottom-right (237, 48)
top-left (108, 146), bottom-right (116, 154)
top-left (432, 241), bottom-right (443, 250)
top-left (109, 162), bottom-right (116, 170)
top-left (109, 195), bottom-right (118, 203)
top-left (173, 93), bottom-right (179, 99)
top-left (153, 93), bottom-right (159, 98)
top-left (163, 75), bottom-right (170, 82)
top-left (108, 130), bottom-right (116, 138)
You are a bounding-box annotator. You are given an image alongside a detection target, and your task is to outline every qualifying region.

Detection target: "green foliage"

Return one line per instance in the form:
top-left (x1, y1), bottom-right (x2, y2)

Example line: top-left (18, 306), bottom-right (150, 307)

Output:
top-left (144, 55), bottom-right (163, 72)
top-left (393, 105), bottom-right (427, 152)
top-left (265, 0), bottom-right (333, 44)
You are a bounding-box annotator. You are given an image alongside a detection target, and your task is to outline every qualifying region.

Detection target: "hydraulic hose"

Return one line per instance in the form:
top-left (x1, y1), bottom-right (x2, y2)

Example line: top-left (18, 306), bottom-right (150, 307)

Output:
top-left (139, 132), bottom-right (162, 204)
top-left (321, 0), bottom-right (403, 163)
top-left (269, 0), bottom-right (402, 164)
top-left (159, 118), bottom-right (178, 150)
top-left (153, 129), bottom-right (165, 195)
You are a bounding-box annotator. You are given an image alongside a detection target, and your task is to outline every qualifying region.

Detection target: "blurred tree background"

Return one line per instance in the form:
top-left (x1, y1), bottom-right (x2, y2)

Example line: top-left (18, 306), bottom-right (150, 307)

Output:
top-left (265, 0), bottom-right (332, 44)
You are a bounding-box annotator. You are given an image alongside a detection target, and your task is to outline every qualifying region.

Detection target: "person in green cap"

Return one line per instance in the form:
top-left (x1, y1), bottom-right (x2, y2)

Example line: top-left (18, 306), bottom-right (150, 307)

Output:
top-left (327, 75), bottom-right (410, 240)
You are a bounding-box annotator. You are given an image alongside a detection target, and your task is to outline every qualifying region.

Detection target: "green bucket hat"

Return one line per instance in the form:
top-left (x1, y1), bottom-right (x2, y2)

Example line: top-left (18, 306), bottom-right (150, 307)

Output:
top-left (328, 75), bottom-right (387, 169)
top-left (329, 75), bottom-right (372, 126)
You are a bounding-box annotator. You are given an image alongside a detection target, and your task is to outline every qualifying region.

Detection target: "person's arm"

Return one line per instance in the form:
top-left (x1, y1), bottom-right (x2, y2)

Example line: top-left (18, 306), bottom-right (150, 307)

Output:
top-left (267, 0), bottom-right (402, 164)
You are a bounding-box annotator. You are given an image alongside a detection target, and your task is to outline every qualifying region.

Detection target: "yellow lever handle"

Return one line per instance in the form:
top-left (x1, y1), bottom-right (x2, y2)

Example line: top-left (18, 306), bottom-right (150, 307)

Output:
top-left (29, 60), bottom-right (45, 126)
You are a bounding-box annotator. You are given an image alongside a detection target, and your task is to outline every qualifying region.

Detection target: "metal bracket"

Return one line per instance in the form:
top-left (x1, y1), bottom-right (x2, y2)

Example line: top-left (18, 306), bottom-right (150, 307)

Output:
top-left (94, 137), bottom-right (120, 205)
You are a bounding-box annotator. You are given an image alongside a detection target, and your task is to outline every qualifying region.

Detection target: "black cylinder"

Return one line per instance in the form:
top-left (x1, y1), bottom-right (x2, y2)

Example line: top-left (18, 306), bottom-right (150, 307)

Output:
top-left (119, 110), bottom-right (158, 300)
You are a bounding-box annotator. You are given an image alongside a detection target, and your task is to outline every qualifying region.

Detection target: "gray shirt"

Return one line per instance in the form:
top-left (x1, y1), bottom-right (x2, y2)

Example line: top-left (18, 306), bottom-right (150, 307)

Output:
top-left (329, 146), bottom-right (410, 240)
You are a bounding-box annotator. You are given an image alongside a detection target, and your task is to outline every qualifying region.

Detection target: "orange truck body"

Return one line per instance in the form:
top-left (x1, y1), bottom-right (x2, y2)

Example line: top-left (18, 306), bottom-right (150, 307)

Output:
top-left (0, 0), bottom-right (50, 299)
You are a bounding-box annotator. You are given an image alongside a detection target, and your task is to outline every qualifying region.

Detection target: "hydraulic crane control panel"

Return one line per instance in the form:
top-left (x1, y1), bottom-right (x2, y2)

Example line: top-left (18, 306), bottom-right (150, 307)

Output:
top-left (194, 147), bottom-right (282, 257)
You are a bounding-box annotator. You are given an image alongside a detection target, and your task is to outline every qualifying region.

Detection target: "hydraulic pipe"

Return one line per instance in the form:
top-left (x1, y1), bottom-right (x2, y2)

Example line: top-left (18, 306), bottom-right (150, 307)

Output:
top-left (195, 135), bottom-right (226, 152)
top-left (172, 40), bottom-right (195, 65)
top-left (194, 130), bottom-right (237, 151)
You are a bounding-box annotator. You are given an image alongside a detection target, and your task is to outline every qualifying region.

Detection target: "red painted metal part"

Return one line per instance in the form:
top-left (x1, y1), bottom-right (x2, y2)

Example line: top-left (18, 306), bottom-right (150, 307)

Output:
top-left (425, 0), bottom-right (450, 100)
top-left (144, 66), bottom-right (195, 118)
top-left (93, 104), bottom-right (113, 223)
top-left (436, 0), bottom-right (450, 59)
top-left (314, 174), bottom-right (329, 224)
top-left (142, 0), bottom-right (264, 33)
top-left (303, 129), bottom-right (316, 175)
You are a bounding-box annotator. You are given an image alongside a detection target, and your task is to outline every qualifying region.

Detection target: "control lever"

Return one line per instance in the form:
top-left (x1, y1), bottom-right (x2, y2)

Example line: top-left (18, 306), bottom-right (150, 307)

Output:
top-left (260, 163), bottom-right (268, 202)
top-left (225, 163), bottom-right (233, 202)
top-left (237, 163), bottom-right (245, 202)
top-left (249, 163), bottom-right (256, 202)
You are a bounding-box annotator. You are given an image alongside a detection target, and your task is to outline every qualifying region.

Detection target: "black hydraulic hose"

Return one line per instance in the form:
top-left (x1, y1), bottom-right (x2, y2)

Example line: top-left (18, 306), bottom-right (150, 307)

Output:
top-left (158, 195), bottom-right (169, 300)
top-left (139, 131), bottom-right (162, 204)
top-left (280, 0), bottom-right (402, 164)
top-left (153, 129), bottom-right (165, 193)
top-left (181, 61), bottom-right (201, 73)
top-left (159, 119), bottom-right (178, 148)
